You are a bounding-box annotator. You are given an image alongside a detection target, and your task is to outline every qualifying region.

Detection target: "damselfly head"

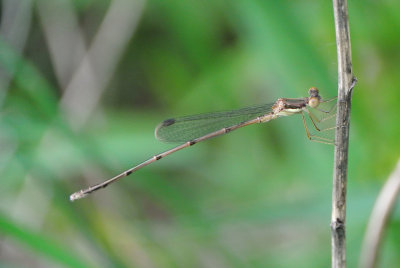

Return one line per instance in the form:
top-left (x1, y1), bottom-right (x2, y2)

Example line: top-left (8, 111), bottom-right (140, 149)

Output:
top-left (308, 87), bottom-right (321, 108)
top-left (308, 87), bottom-right (320, 97)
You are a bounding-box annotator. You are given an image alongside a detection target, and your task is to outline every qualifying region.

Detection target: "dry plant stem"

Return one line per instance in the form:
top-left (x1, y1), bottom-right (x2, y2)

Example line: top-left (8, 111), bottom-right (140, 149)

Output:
top-left (331, 0), bottom-right (356, 267)
top-left (359, 160), bottom-right (400, 268)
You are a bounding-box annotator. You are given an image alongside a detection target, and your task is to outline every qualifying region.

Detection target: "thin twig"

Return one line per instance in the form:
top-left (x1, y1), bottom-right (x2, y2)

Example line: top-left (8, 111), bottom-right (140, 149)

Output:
top-left (359, 159), bottom-right (400, 268)
top-left (331, 0), bottom-right (357, 267)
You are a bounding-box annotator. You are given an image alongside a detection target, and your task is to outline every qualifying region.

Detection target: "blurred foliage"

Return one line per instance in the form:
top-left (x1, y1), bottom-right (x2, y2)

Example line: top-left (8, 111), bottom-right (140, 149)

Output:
top-left (0, 0), bottom-right (400, 267)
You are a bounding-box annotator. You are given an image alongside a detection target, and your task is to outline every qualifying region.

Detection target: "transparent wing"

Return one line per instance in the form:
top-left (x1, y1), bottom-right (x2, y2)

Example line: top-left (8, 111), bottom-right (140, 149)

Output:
top-left (155, 103), bottom-right (274, 142)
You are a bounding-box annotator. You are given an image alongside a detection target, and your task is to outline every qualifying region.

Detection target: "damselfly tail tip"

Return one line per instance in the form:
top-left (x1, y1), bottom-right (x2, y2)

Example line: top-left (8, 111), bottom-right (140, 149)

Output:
top-left (69, 190), bottom-right (87, 202)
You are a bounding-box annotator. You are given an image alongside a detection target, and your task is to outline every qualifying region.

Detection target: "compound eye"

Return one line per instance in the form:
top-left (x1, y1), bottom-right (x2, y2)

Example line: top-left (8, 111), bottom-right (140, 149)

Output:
top-left (308, 87), bottom-right (319, 97)
top-left (308, 97), bottom-right (320, 108)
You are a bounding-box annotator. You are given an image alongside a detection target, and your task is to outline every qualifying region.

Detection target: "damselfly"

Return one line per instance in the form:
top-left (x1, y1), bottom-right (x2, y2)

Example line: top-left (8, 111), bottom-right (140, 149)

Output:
top-left (70, 87), bottom-right (336, 201)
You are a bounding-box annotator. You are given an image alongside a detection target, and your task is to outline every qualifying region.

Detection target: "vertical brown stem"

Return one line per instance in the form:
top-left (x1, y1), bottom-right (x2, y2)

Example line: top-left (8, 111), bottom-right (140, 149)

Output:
top-left (331, 0), bottom-right (357, 267)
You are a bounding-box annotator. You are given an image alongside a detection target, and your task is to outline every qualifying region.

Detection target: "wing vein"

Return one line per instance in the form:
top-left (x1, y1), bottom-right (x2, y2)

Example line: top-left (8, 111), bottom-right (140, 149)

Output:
top-left (155, 103), bottom-right (274, 142)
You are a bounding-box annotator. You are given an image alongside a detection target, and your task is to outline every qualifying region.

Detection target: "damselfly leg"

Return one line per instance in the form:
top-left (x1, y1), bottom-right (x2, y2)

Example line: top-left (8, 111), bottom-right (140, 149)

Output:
top-left (302, 97), bottom-right (337, 145)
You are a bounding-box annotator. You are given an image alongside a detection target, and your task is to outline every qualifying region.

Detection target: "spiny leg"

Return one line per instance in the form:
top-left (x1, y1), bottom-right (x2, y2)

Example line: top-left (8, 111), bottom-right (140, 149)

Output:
top-left (301, 112), bottom-right (313, 140)
top-left (305, 107), bottom-right (337, 130)
top-left (302, 112), bottom-right (335, 145)
top-left (308, 135), bottom-right (336, 145)
top-left (321, 96), bottom-right (337, 103)
top-left (304, 108), bottom-right (336, 132)
top-left (321, 96), bottom-right (338, 103)
top-left (315, 97), bottom-right (337, 115)
top-left (305, 109), bottom-right (321, 131)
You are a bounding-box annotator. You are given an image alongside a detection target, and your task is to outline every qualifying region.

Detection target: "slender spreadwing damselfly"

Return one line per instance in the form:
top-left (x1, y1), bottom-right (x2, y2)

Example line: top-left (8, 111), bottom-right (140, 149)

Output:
top-left (70, 87), bottom-right (337, 201)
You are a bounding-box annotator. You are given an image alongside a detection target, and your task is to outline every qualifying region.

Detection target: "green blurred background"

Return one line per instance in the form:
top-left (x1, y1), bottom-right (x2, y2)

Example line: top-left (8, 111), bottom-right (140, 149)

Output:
top-left (1, 0), bottom-right (400, 267)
